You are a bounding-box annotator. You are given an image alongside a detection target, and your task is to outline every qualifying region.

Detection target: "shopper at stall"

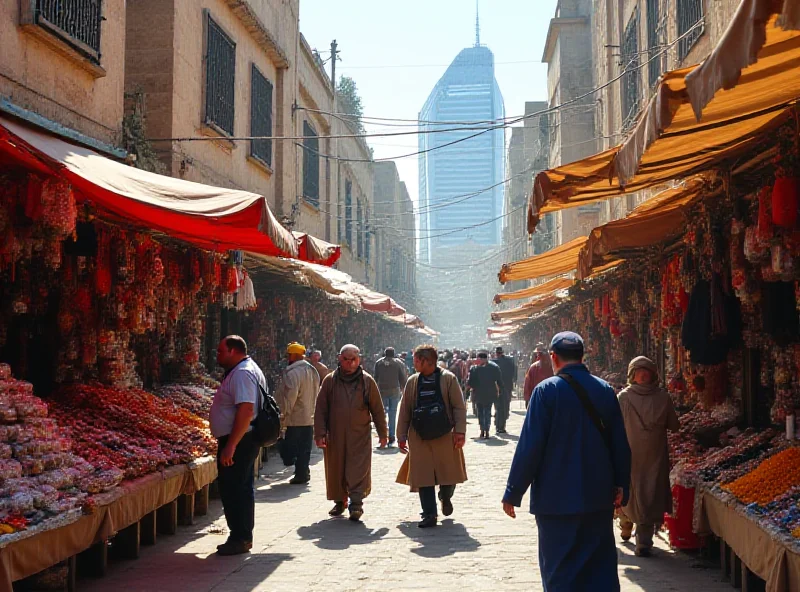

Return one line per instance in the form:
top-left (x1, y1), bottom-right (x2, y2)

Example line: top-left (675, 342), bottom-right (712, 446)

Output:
top-left (396, 344), bottom-right (467, 528)
top-left (493, 347), bottom-right (516, 434)
top-left (373, 347), bottom-right (408, 448)
top-left (467, 352), bottom-right (503, 439)
top-left (275, 342), bottom-right (320, 485)
top-left (618, 356), bottom-right (680, 557)
top-left (314, 344), bottom-right (388, 521)
top-left (523, 343), bottom-right (554, 408)
top-left (210, 335), bottom-right (266, 556)
top-left (502, 331), bottom-right (631, 591)
top-left (307, 350), bottom-right (331, 380)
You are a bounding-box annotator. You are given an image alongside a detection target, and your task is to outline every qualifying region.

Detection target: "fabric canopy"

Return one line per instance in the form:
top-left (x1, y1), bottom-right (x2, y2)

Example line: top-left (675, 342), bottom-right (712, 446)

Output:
top-left (577, 178), bottom-right (709, 279)
top-left (0, 116), bottom-right (299, 259)
top-left (528, 2), bottom-right (800, 232)
top-left (490, 292), bottom-right (566, 322)
top-left (493, 275), bottom-right (574, 304)
top-left (292, 232), bottom-right (341, 266)
top-left (499, 236), bottom-right (587, 285)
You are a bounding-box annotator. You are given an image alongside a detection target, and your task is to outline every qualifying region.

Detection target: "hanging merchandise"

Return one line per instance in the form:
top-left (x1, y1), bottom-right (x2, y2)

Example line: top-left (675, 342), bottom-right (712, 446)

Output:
top-left (681, 275), bottom-right (742, 365)
top-left (236, 272), bottom-right (257, 311)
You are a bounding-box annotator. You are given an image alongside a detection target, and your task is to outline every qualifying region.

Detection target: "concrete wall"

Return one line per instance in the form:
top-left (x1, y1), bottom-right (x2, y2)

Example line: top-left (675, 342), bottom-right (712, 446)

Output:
top-left (0, 0), bottom-right (127, 147)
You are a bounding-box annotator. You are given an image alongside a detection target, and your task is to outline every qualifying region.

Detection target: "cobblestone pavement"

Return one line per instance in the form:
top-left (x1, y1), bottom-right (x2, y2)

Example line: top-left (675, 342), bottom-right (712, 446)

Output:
top-left (82, 401), bottom-right (732, 591)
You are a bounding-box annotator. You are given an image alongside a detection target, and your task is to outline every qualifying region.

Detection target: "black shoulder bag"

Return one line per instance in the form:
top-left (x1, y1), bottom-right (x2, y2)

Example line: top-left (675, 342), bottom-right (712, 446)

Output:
top-left (557, 372), bottom-right (612, 453)
top-left (251, 381), bottom-right (282, 447)
top-left (411, 370), bottom-right (453, 440)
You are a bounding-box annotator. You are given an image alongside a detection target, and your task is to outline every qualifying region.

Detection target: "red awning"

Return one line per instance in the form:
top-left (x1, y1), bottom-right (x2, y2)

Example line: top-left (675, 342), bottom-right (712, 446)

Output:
top-left (0, 116), bottom-right (299, 259)
top-left (292, 232), bottom-right (341, 266)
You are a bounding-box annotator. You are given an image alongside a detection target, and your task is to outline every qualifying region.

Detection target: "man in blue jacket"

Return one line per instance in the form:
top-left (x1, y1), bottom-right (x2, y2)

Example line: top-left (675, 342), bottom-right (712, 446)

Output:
top-left (502, 331), bottom-right (631, 592)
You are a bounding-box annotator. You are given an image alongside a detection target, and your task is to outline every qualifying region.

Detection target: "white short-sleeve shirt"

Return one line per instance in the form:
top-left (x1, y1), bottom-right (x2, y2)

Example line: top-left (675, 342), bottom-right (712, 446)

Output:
top-left (209, 357), bottom-right (266, 438)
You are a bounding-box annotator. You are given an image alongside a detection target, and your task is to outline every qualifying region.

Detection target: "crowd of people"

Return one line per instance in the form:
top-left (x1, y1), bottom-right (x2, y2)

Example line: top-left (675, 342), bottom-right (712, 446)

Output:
top-left (209, 332), bottom-right (680, 591)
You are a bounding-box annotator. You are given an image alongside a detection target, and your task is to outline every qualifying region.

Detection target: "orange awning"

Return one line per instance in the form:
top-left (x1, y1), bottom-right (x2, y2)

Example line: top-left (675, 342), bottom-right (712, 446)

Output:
top-left (491, 292), bottom-right (566, 322)
top-left (499, 236), bottom-right (586, 285)
top-left (528, 2), bottom-right (800, 232)
top-left (494, 275), bottom-right (574, 304)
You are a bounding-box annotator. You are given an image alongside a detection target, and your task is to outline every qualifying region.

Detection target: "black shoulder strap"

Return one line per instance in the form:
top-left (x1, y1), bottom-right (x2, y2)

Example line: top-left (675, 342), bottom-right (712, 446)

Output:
top-left (557, 372), bottom-right (612, 452)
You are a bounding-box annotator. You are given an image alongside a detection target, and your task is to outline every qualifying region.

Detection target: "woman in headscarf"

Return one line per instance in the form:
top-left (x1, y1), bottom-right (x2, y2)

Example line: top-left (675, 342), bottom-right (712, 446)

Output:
top-left (617, 356), bottom-right (680, 557)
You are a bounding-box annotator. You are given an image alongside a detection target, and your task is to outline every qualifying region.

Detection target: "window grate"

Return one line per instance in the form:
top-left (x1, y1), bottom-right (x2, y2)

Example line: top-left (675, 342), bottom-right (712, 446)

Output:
top-left (677, 0), bottom-right (704, 63)
top-left (205, 16), bottom-right (236, 135)
top-left (344, 180), bottom-right (352, 247)
top-left (250, 65), bottom-right (273, 167)
top-left (646, 0), bottom-right (666, 87)
top-left (302, 121), bottom-right (320, 206)
top-left (36, 0), bottom-right (102, 56)
top-left (621, 10), bottom-right (641, 131)
top-left (356, 200), bottom-right (363, 258)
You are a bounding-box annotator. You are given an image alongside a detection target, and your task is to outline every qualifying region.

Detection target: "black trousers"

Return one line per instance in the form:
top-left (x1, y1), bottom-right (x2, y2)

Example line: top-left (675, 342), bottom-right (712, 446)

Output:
top-left (495, 390), bottom-right (512, 430)
top-left (282, 425), bottom-right (313, 480)
top-left (217, 431), bottom-right (261, 543)
top-left (419, 484), bottom-right (456, 517)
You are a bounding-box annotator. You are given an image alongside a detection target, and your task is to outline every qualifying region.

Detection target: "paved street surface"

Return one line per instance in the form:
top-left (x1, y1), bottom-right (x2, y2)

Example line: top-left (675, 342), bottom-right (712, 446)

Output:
top-left (82, 401), bottom-right (732, 591)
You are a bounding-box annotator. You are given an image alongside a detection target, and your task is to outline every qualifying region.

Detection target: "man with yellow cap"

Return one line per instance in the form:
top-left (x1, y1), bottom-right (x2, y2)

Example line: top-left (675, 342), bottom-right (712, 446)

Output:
top-left (275, 342), bottom-right (320, 484)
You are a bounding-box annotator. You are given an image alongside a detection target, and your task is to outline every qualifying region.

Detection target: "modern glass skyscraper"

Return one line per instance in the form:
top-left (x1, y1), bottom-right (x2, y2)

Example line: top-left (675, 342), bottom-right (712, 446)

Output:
top-left (418, 40), bottom-right (505, 264)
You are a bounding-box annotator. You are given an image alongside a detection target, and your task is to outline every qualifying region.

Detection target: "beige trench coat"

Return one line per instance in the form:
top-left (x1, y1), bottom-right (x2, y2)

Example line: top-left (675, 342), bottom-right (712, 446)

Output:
top-left (618, 384), bottom-right (680, 525)
top-left (314, 369), bottom-right (388, 501)
top-left (396, 370), bottom-right (468, 491)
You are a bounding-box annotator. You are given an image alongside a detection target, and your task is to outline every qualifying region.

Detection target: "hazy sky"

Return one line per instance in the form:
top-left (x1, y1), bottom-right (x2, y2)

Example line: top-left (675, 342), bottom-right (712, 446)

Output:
top-left (299, 0), bottom-right (559, 206)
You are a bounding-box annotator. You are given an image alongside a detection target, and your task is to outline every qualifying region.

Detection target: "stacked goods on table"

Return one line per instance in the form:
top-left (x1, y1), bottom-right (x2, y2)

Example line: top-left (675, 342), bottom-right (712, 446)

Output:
top-left (0, 364), bottom-right (122, 536)
top-left (48, 383), bottom-right (216, 480)
top-left (153, 383), bottom-right (216, 419)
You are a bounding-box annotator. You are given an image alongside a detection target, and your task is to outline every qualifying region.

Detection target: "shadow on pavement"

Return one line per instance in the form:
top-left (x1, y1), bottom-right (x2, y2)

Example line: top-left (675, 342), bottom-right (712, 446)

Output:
top-left (497, 433), bottom-right (520, 442)
top-left (257, 481), bottom-right (314, 503)
top-left (397, 519), bottom-right (481, 558)
top-left (297, 519), bottom-right (390, 550)
top-left (374, 446), bottom-right (402, 455)
top-left (471, 437), bottom-right (508, 447)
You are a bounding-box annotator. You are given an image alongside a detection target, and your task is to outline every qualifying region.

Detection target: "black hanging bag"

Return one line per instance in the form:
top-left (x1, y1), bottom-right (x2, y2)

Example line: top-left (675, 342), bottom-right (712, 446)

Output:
top-left (411, 370), bottom-right (453, 440)
top-left (251, 382), bottom-right (282, 447)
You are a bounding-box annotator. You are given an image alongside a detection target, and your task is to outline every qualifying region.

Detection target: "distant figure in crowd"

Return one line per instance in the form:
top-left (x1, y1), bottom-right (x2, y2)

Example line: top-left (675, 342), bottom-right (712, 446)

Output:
top-left (307, 349), bottom-right (331, 380)
top-left (210, 335), bottom-right (266, 556)
top-left (448, 352), bottom-right (469, 390)
top-left (275, 342), bottom-right (320, 485)
top-left (314, 344), bottom-right (388, 521)
top-left (523, 343), bottom-right (553, 408)
top-left (492, 347), bottom-right (517, 434)
top-left (401, 351), bottom-right (415, 374)
top-left (503, 331), bottom-right (631, 591)
top-left (467, 352), bottom-right (503, 439)
top-left (618, 356), bottom-right (680, 557)
top-left (373, 347), bottom-right (408, 448)
top-left (397, 344), bottom-right (467, 528)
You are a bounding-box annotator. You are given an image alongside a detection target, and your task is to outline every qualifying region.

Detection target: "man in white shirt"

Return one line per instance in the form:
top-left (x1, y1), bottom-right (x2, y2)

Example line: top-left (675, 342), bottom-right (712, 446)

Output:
top-left (209, 335), bottom-right (266, 556)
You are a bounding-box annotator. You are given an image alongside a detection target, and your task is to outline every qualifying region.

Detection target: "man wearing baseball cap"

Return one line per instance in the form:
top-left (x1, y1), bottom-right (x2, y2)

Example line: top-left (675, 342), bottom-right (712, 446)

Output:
top-left (274, 342), bottom-right (320, 485)
top-left (502, 331), bottom-right (631, 591)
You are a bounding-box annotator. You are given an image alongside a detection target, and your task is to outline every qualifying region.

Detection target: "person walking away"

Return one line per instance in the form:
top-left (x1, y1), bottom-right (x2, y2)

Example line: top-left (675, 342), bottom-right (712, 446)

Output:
top-left (373, 347), bottom-right (408, 448)
top-left (523, 343), bottom-right (554, 408)
top-left (314, 344), bottom-right (388, 521)
top-left (210, 336), bottom-right (266, 556)
top-left (502, 331), bottom-right (631, 591)
top-left (467, 352), bottom-right (503, 439)
top-left (396, 345), bottom-right (467, 528)
top-left (274, 342), bottom-right (320, 485)
top-left (493, 347), bottom-right (516, 434)
top-left (307, 349), bottom-right (331, 380)
top-left (618, 356), bottom-right (680, 557)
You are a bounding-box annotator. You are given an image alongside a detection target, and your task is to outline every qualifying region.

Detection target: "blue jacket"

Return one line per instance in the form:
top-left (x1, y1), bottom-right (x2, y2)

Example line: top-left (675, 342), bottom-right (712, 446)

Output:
top-left (503, 364), bottom-right (631, 515)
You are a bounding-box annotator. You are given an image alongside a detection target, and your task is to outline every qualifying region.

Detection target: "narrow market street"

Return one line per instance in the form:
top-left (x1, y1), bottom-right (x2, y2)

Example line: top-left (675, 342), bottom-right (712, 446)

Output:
top-left (80, 404), bottom-right (730, 592)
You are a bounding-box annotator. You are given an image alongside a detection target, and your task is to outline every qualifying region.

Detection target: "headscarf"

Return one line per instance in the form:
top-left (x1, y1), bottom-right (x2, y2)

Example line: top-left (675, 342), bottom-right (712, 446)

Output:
top-left (626, 356), bottom-right (660, 395)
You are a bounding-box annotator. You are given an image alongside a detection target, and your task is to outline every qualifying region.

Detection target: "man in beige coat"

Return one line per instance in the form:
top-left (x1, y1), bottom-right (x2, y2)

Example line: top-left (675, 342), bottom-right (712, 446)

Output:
top-left (618, 356), bottom-right (680, 557)
top-left (397, 345), bottom-right (467, 528)
top-left (314, 344), bottom-right (388, 521)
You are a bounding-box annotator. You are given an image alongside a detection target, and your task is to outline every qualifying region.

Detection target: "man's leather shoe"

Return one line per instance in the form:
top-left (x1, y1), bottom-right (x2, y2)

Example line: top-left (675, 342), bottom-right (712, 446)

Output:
top-left (329, 502), bottom-right (346, 517)
top-left (418, 515), bottom-right (438, 528)
top-left (348, 506), bottom-right (364, 522)
top-left (440, 497), bottom-right (454, 517)
top-left (216, 540), bottom-right (252, 556)
top-left (289, 476), bottom-right (309, 485)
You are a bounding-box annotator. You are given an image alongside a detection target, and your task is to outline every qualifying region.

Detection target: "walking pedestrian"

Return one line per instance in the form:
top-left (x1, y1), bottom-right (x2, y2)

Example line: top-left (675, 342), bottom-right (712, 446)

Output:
top-left (307, 349), bottom-right (331, 380)
top-left (492, 346), bottom-right (516, 434)
top-left (274, 342), bottom-right (320, 485)
top-left (467, 352), bottom-right (503, 439)
top-left (210, 335), bottom-right (266, 556)
top-left (373, 347), bottom-right (408, 448)
top-left (314, 344), bottom-right (388, 521)
top-left (502, 331), bottom-right (631, 591)
top-left (618, 356), bottom-right (680, 557)
top-left (522, 343), bottom-right (553, 408)
top-left (396, 344), bottom-right (467, 527)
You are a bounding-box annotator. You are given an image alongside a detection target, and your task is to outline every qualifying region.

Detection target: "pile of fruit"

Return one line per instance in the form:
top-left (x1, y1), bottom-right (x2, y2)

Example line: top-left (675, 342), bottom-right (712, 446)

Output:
top-left (153, 384), bottom-right (214, 418)
top-left (723, 447), bottom-right (800, 505)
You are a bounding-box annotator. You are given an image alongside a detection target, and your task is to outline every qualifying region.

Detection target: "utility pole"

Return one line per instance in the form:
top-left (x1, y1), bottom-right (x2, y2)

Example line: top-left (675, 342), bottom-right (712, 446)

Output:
top-left (330, 39), bottom-right (340, 244)
top-left (330, 39), bottom-right (339, 92)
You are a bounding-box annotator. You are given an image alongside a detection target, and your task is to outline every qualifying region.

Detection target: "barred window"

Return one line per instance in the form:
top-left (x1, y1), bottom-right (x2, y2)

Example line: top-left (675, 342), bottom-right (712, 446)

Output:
top-left (205, 16), bottom-right (236, 135)
top-left (302, 121), bottom-right (320, 206)
top-left (621, 10), bottom-right (641, 131)
top-left (365, 223), bottom-right (371, 265)
top-left (33, 0), bottom-right (103, 60)
top-left (646, 0), bottom-right (666, 87)
top-left (677, 0), bottom-right (704, 63)
top-left (344, 180), bottom-right (353, 247)
top-left (250, 65), bottom-right (273, 167)
top-left (356, 200), bottom-right (363, 258)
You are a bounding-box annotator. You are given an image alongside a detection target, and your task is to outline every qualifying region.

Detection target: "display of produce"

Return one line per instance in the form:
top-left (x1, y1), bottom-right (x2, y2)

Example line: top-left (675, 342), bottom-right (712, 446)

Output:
top-left (153, 383), bottom-right (216, 418)
top-left (722, 447), bottom-right (800, 505)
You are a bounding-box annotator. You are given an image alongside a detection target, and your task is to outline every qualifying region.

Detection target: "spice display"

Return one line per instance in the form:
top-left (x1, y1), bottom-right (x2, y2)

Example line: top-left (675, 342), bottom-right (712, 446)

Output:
top-left (723, 447), bottom-right (800, 505)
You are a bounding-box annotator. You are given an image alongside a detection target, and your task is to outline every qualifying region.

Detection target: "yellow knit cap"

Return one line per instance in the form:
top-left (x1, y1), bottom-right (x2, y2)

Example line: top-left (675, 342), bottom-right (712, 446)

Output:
top-left (286, 342), bottom-right (306, 355)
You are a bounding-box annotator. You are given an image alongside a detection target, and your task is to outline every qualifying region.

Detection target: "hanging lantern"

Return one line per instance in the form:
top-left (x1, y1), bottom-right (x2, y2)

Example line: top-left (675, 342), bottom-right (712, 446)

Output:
top-left (772, 177), bottom-right (800, 228)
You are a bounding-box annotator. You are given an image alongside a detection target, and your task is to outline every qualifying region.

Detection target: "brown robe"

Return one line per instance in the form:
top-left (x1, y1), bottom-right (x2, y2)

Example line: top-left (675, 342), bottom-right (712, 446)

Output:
top-left (314, 368), bottom-right (388, 502)
top-left (618, 383), bottom-right (680, 525)
top-left (396, 370), bottom-right (468, 491)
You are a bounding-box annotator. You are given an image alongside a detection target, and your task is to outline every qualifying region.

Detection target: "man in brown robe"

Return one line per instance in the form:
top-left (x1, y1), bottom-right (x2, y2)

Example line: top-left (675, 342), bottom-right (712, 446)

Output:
top-left (314, 344), bottom-right (388, 521)
top-left (617, 356), bottom-right (680, 557)
top-left (397, 345), bottom-right (467, 528)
